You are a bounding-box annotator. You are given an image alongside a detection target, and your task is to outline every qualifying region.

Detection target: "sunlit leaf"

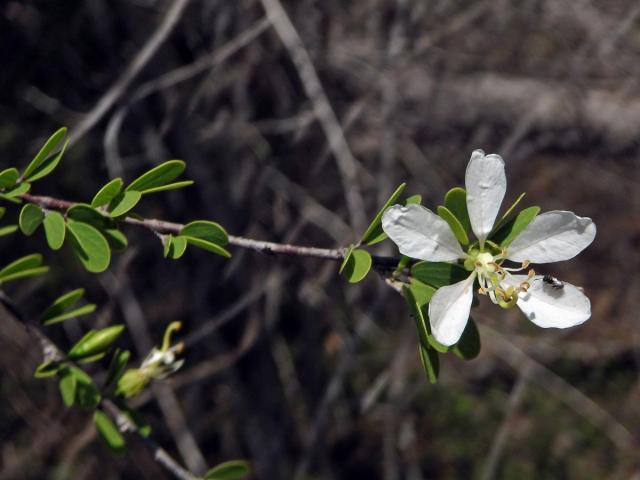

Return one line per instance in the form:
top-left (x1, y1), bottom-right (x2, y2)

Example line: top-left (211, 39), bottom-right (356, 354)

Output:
top-left (68, 325), bottom-right (125, 360)
top-left (437, 205), bottom-right (469, 246)
top-left (43, 303), bottom-right (96, 326)
top-left (167, 235), bottom-right (187, 259)
top-left (66, 220), bottom-right (111, 273)
top-left (205, 460), bottom-right (251, 480)
top-left (108, 190), bottom-right (141, 217)
top-left (184, 236), bottom-right (231, 258)
top-left (43, 211), bottom-right (66, 250)
top-left (126, 160), bottom-right (186, 193)
top-left (340, 248), bottom-right (372, 283)
top-left (91, 178), bottom-right (123, 208)
top-left (0, 253), bottom-right (47, 283)
top-left (22, 127), bottom-right (67, 180)
top-left (0, 225), bottom-right (18, 236)
top-left (94, 410), bottom-right (126, 454)
top-left (444, 187), bottom-right (471, 236)
top-left (360, 183), bottom-right (406, 246)
top-left (4, 182), bottom-right (30, 198)
top-left (0, 168), bottom-right (19, 189)
top-left (138, 180), bottom-right (194, 195)
top-left (19, 203), bottom-right (44, 235)
top-left (26, 140), bottom-right (69, 182)
top-left (70, 366), bottom-right (101, 410)
top-left (491, 206), bottom-right (540, 247)
top-left (418, 343), bottom-right (439, 384)
top-left (34, 361), bottom-right (60, 378)
top-left (491, 192), bottom-right (526, 235)
top-left (58, 368), bottom-right (77, 407)
top-left (181, 220), bottom-right (228, 245)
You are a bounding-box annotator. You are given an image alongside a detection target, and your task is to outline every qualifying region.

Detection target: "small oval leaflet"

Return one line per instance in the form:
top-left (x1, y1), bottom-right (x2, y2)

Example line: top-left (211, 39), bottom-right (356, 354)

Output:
top-left (66, 220), bottom-right (112, 273)
top-left (205, 460), bottom-right (251, 480)
top-left (43, 211), bottom-right (66, 250)
top-left (19, 203), bottom-right (44, 235)
top-left (126, 160), bottom-right (186, 193)
top-left (91, 177), bottom-right (124, 208)
top-left (94, 410), bottom-right (126, 454)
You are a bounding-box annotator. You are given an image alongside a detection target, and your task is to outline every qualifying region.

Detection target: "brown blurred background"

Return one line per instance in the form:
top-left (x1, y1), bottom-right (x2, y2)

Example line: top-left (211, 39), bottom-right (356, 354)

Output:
top-left (1, 1), bottom-right (639, 479)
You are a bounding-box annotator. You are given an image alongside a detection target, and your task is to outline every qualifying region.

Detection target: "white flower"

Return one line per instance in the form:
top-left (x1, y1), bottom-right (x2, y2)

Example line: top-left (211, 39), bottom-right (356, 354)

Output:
top-left (381, 150), bottom-right (596, 346)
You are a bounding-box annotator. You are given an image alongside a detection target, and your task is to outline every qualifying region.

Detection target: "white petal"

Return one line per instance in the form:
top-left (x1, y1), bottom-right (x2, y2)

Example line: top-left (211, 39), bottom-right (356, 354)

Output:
top-left (506, 275), bottom-right (591, 328)
top-left (381, 204), bottom-right (464, 261)
top-left (507, 211), bottom-right (596, 264)
top-left (465, 150), bottom-right (506, 243)
top-left (428, 274), bottom-right (475, 346)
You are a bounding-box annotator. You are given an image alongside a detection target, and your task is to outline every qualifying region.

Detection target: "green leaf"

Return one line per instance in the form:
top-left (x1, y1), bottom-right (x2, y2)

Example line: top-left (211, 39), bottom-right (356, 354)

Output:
top-left (58, 368), bottom-right (77, 407)
top-left (407, 278), bottom-right (436, 309)
top-left (19, 203), bottom-right (44, 235)
top-left (0, 266), bottom-right (49, 283)
top-left (405, 194), bottom-right (422, 205)
top-left (91, 178), bottom-right (123, 208)
top-left (0, 253), bottom-right (47, 283)
top-left (66, 220), bottom-right (111, 273)
top-left (360, 183), bottom-right (406, 246)
top-left (181, 220), bottom-right (228, 245)
top-left (167, 235), bottom-right (187, 259)
top-left (403, 285), bottom-right (432, 348)
top-left (68, 325), bottom-right (125, 360)
top-left (411, 261), bottom-right (469, 288)
top-left (4, 182), bottom-right (31, 197)
top-left (103, 228), bottom-right (128, 251)
top-left (340, 248), bottom-right (372, 283)
top-left (107, 190), bottom-right (141, 217)
top-left (43, 211), bottom-right (66, 250)
top-left (70, 367), bottom-right (101, 410)
top-left (78, 352), bottom-right (107, 363)
top-left (34, 361), bottom-right (61, 378)
top-left (491, 192), bottom-right (526, 235)
top-left (437, 205), bottom-right (469, 246)
top-left (0, 168), bottom-right (19, 188)
top-left (418, 343), bottom-right (439, 384)
top-left (105, 349), bottom-right (130, 389)
top-left (126, 160), bottom-right (186, 193)
top-left (137, 180), bottom-right (194, 195)
top-left (22, 127), bottom-right (67, 180)
top-left (452, 317), bottom-right (481, 360)
top-left (184, 236), bottom-right (231, 258)
top-left (42, 288), bottom-right (84, 320)
top-left (26, 140), bottom-right (69, 182)
top-left (444, 187), bottom-right (471, 235)
top-left (490, 206), bottom-right (540, 248)
top-left (338, 245), bottom-right (355, 275)
top-left (43, 303), bottom-right (97, 326)
top-left (205, 460), bottom-right (251, 480)
top-left (407, 280), bottom-right (450, 353)
top-left (0, 225), bottom-right (18, 237)
top-left (94, 410), bottom-right (126, 454)
top-left (0, 207), bottom-right (5, 219)
top-left (66, 204), bottom-right (114, 230)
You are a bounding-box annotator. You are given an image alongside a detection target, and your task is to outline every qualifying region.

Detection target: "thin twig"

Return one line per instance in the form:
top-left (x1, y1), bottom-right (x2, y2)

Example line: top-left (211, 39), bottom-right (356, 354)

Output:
top-left (0, 290), bottom-right (200, 480)
top-left (19, 193), bottom-right (401, 269)
top-left (68, 0), bottom-right (191, 146)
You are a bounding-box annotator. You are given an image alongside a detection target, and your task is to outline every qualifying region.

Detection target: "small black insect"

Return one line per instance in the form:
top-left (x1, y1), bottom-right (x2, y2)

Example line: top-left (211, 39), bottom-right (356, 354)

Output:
top-left (543, 274), bottom-right (564, 289)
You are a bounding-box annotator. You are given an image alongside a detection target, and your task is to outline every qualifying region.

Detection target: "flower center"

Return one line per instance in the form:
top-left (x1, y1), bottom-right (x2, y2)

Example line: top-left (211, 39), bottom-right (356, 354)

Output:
top-left (470, 249), bottom-right (534, 308)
